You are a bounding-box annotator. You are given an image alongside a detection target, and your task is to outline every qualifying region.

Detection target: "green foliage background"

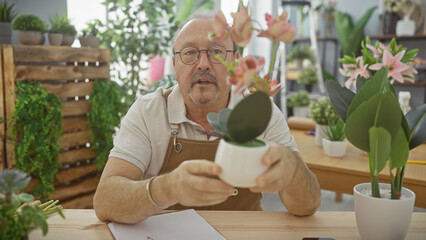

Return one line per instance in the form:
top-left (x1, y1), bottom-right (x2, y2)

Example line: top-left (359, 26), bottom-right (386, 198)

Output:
top-left (12, 14), bottom-right (46, 31)
top-left (11, 81), bottom-right (62, 201)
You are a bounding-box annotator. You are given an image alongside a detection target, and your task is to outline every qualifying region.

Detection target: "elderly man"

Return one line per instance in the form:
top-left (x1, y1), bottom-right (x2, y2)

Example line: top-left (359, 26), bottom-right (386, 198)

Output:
top-left (94, 16), bottom-right (321, 224)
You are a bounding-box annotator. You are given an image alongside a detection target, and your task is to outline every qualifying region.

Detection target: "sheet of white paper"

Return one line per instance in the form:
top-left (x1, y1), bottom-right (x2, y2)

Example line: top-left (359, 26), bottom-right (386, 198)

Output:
top-left (108, 209), bottom-right (226, 240)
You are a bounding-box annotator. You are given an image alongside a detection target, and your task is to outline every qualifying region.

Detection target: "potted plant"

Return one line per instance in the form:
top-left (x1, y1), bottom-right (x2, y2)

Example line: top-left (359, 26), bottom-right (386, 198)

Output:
top-left (309, 97), bottom-right (340, 147)
top-left (287, 90), bottom-right (310, 117)
top-left (206, 3), bottom-right (295, 187)
top-left (0, 1), bottom-right (17, 44)
top-left (59, 14), bottom-right (76, 46)
top-left (286, 45), bottom-right (315, 68)
top-left (12, 14), bottom-right (46, 45)
top-left (297, 68), bottom-right (318, 92)
top-left (328, 37), bottom-right (425, 240)
top-left (0, 169), bottom-right (65, 240)
top-left (79, 21), bottom-right (100, 48)
top-left (322, 119), bottom-right (346, 157)
top-left (47, 14), bottom-right (65, 46)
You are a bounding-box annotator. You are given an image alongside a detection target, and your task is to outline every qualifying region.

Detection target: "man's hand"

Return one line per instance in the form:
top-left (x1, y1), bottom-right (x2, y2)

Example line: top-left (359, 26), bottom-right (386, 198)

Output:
top-left (249, 142), bottom-right (298, 193)
top-left (166, 160), bottom-right (235, 207)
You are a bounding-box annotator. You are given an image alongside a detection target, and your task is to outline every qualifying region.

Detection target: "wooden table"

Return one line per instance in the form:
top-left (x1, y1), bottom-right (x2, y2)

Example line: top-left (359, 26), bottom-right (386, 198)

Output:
top-left (28, 209), bottom-right (426, 240)
top-left (291, 129), bottom-right (426, 208)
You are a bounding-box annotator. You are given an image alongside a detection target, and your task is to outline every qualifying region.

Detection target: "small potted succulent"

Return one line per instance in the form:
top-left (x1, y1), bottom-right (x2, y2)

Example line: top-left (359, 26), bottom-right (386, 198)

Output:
top-left (0, 1), bottom-right (17, 44)
top-left (286, 45), bottom-right (315, 68)
top-left (0, 169), bottom-right (65, 240)
top-left (297, 68), bottom-right (318, 92)
top-left (309, 97), bottom-right (340, 147)
top-left (47, 14), bottom-right (66, 46)
top-left (79, 21), bottom-right (101, 48)
top-left (12, 14), bottom-right (46, 45)
top-left (322, 118), bottom-right (346, 157)
top-left (287, 90), bottom-right (310, 117)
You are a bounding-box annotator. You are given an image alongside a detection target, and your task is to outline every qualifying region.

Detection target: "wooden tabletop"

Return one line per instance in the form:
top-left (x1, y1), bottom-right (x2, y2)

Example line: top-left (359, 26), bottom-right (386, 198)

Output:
top-left (291, 129), bottom-right (426, 208)
top-left (28, 209), bottom-right (426, 240)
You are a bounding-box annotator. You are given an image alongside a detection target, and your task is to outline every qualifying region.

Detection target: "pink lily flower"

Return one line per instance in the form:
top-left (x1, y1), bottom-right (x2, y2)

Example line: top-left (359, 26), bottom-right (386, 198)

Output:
top-left (258, 12), bottom-right (295, 43)
top-left (401, 64), bottom-right (418, 83)
top-left (230, 3), bottom-right (253, 47)
top-left (366, 42), bottom-right (389, 59)
top-left (208, 10), bottom-right (231, 42)
top-left (370, 50), bottom-right (410, 83)
top-left (230, 56), bottom-right (265, 94)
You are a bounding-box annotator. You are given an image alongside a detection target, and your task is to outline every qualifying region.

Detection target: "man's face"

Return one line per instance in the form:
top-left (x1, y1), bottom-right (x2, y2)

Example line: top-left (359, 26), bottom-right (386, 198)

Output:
top-left (173, 18), bottom-right (236, 107)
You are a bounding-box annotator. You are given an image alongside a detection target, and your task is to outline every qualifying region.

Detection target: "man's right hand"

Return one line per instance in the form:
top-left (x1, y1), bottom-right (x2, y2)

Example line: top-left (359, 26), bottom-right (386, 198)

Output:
top-left (165, 160), bottom-right (235, 207)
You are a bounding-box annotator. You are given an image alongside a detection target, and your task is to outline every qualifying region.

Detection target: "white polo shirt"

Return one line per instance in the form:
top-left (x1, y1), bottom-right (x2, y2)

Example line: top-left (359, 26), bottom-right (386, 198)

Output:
top-left (109, 85), bottom-right (298, 177)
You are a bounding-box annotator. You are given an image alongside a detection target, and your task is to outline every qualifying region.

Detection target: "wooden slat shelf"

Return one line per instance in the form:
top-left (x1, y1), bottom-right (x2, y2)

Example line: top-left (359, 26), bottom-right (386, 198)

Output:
top-left (0, 44), bottom-right (109, 208)
top-left (368, 34), bottom-right (426, 41)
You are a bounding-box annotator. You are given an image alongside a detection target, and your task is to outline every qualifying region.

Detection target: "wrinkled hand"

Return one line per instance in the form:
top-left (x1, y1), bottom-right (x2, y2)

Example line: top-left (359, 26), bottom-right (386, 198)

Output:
top-left (167, 160), bottom-right (235, 206)
top-left (250, 142), bottom-right (298, 193)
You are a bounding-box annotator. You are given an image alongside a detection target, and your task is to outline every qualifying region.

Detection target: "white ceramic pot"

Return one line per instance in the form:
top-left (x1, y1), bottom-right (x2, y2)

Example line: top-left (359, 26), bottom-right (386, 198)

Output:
top-left (214, 139), bottom-right (269, 188)
top-left (293, 106), bottom-right (310, 117)
top-left (354, 183), bottom-right (416, 240)
top-left (322, 138), bottom-right (347, 157)
top-left (315, 124), bottom-right (328, 147)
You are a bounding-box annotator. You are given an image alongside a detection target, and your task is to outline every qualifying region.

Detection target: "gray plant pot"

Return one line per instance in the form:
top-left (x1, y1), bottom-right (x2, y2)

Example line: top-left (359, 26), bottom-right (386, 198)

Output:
top-left (17, 30), bottom-right (45, 45)
top-left (48, 33), bottom-right (63, 46)
top-left (79, 36), bottom-right (100, 48)
top-left (62, 34), bottom-right (75, 46)
top-left (0, 22), bottom-right (12, 44)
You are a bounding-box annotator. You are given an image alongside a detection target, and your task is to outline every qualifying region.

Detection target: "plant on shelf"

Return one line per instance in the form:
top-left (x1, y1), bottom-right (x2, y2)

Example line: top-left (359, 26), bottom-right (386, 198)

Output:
top-left (297, 68), bottom-right (318, 92)
top-left (79, 20), bottom-right (101, 48)
top-left (0, 1), bottom-right (17, 22)
top-left (12, 14), bottom-right (46, 45)
top-left (0, 169), bottom-right (65, 240)
top-left (309, 97), bottom-right (340, 146)
top-left (288, 91), bottom-right (310, 118)
top-left (47, 14), bottom-right (65, 46)
top-left (206, 2), bottom-right (295, 187)
top-left (286, 45), bottom-right (315, 67)
top-left (88, 80), bottom-right (125, 170)
top-left (10, 81), bottom-right (62, 201)
top-left (58, 14), bottom-right (76, 46)
top-left (322, 118), bottom-right (347, 157)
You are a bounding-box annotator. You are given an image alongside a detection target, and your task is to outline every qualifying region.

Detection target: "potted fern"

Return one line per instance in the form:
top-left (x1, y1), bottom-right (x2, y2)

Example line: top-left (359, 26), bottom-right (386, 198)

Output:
top-left (0, 1), bottom-right (17, 44)
top-left (59, 14), bottom-right (76, 46)
top-left (47, 14), bottom-right (65, 46)
top-left (287, 90), bottom-right (310, 117)
top-left (322, 119), bottom-right (346, 157)
top-left (12, 14), bottom-right (46, 45)
top-left (79, 21), bottom-right (100, 48)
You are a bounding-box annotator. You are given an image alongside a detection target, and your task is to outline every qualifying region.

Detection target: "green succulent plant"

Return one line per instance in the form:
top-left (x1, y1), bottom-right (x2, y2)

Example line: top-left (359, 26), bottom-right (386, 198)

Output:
top-left (0, 1), bottom-right (17, 22)
top-left (207, 91), bottom-right (271, 145)
top-left (288, 91), bottom-right (310, 108)
top-left (325, 119), bottom-right (345, 141)
top-left (309, 97), bottom-right (340, 125)
top-left (297, 68), bottom-right (318, 86)
top-left (48, 14), bottom-right (67, 33)
top-left (286, 45), bottom-right (315, 63)
top-left (12, 14), bottom-right (46, 31)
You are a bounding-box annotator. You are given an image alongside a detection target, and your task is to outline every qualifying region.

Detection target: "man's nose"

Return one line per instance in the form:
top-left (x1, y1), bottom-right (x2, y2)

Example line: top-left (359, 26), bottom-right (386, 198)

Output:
top-left (197, 50), bottom-right (211, 71)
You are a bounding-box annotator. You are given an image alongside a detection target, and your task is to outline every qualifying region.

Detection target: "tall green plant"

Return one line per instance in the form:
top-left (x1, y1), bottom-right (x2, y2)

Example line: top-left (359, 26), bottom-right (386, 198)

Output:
top-left (88, 80), bottom-right (124, 170)
top-left (10, 81), bottom-right (62, 201)
top-left (98, 0), bottom-right (177, 99)
top-left (0, 1), bottom-right (17, 22)
top-left (334, 6), bottom-right (376, 56)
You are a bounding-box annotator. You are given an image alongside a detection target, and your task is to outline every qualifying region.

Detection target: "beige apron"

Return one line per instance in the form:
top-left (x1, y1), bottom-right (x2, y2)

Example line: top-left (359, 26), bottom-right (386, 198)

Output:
top-left (158, 89), bottom-right (262, 211)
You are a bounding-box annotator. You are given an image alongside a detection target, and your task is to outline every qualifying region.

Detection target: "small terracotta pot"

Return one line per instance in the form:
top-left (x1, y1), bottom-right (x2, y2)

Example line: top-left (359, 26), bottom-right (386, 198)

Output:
top-left (48, 33), bottom-right (63, 46)
top-left (79, 36), bottom-right (100, 48)
top-left (17, 30), bottom-right (45, 45)
top-left (62, 34), bottom-right (75, 46)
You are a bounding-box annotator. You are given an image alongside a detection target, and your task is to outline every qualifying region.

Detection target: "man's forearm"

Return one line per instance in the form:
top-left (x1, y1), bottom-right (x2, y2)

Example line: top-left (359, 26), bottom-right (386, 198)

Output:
top-left (278, 152), bottom-right (321, 216)
top-left (94, 174), bottom-right (175, 224)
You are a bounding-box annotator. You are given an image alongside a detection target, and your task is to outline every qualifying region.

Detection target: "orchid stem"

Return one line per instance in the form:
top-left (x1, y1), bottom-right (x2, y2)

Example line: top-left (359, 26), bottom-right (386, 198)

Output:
top-left (268, 41), bottom-right (279, 81)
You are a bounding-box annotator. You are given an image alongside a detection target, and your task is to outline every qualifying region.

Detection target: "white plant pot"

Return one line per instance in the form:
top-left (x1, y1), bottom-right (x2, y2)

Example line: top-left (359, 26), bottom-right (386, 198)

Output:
top-left (354, 183), bottom-right (415, 240)
top-left (293, 106), bottom-right (310, 117)
top-left (315, 124), bottom-right (328, 147)
top-left (322, 139), bottom-right (347, 157)
top-left (214, 139), bottom-right (269, 188)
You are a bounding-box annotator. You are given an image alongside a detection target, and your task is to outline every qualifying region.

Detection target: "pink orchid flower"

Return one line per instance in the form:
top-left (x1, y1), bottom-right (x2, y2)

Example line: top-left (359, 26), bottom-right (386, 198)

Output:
top-left (230, 56), bottom-right (265, 94)
top-left (208, 10), bottom-right (231, 42)
top-left (230, 3), bottom-right (253, 47)
top-left (370, 50), bottom-right (410, 83)
top-left (257, 12), bottom-right (295, 43)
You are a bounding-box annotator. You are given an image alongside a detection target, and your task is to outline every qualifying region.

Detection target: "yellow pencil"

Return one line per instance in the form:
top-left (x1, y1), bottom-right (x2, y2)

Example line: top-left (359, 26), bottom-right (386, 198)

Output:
top-left (407, 160), bottom-right (426, 165)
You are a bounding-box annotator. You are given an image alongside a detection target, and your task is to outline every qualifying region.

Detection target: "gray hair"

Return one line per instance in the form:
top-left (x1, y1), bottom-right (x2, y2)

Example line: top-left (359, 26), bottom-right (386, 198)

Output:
top-left (172, 12), bottom-right (237, 53)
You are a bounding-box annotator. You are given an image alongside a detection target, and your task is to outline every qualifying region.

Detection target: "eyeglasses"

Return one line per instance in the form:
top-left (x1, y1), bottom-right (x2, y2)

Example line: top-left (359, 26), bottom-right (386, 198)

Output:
top-left (174, 46), bottom-right (235, 65)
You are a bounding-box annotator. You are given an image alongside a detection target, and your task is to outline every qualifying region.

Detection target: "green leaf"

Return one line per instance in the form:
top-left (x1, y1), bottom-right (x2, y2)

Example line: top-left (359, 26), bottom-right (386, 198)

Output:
top-left (227, 91), bottom-right (272, 143)
top-left (389, 127), bottom-right (409, 169)
top-left (347, 68), bottom-right (390, 119)
top-left (369, 126), bottom-right (391, 176)
top-left (219, 108), bottom-right (231, 136)
top-left (355, 76), bottom-right (367, 93)
top-left (345, 92), bottom-right (402, 152)
top-left (405, 104), bottom-right (426, 149)
top-left (325, 80), bottom-right (355, 122)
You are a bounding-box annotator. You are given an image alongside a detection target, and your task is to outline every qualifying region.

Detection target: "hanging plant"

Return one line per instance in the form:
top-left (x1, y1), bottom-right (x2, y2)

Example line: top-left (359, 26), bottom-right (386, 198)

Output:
top-left (10, 81), bottom-right (62, 201)
top-left (88, 80), bottom-right (124, 170)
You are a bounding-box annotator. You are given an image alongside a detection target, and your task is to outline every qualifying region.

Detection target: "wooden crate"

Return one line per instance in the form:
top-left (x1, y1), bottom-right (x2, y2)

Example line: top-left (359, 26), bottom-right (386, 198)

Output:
top-left (0, 46), bottom-right (5, 171)
top-left (0, 45), bottom-right (110, 208)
